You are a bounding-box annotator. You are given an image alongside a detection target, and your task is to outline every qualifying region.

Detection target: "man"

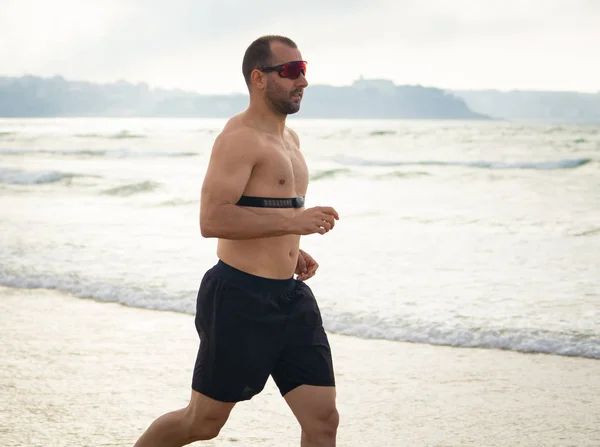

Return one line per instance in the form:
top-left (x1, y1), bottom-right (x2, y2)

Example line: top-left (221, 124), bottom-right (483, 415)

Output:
top-left (134, 35), bottom-right (340, 447)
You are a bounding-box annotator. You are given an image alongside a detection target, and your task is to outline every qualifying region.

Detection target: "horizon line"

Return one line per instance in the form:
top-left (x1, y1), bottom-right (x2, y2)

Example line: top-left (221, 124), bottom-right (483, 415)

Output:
top-left (1, 73), bottom-right (598, 96)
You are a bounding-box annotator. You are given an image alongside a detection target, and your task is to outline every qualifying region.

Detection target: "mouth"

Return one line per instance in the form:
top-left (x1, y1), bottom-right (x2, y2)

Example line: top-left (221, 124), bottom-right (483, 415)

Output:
top-left (291, 91), bottom-right (303, 101)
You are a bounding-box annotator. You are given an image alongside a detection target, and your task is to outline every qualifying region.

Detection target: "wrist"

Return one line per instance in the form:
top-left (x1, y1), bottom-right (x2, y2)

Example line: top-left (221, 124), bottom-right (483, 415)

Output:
top-left (282, 215), bottom-right (298, 235)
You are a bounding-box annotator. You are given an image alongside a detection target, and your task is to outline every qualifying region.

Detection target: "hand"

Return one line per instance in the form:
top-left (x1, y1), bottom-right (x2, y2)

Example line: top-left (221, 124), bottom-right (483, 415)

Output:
top-left (295, 249), bottom-right (319, 281)
top-left (290, 206), bottom-right (340, 235)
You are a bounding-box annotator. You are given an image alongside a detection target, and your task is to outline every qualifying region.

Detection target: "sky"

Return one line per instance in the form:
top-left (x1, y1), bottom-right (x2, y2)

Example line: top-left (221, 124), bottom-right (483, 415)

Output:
top-left (0, 0), bottom-right (598, 94)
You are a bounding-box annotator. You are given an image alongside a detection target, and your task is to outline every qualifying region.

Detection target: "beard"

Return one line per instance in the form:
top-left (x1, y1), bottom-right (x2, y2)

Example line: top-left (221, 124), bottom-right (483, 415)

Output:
top-left (265, 81), bottom-right (303, 115)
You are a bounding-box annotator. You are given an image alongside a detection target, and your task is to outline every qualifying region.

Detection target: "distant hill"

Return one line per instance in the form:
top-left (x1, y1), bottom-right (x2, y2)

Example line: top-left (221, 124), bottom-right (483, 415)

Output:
top-left (0, 75), bottom-right (489, 120)
top-left (452, 89), bottom-right (600, 123)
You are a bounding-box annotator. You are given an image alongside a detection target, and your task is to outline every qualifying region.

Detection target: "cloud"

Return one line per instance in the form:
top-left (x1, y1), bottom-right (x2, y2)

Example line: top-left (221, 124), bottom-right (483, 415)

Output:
top-left (0, 0), bottom-right (370, 88)
top-left (304, 0), bottom-right (600, 91)
top-left (1, 0), bottom-right (598, 92)
top-left (0, 0), bottom-right (126, 69)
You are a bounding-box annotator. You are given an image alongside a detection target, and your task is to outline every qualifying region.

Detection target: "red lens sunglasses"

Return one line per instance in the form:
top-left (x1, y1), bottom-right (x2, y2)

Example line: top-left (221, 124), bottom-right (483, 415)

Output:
top-left (258, 60), bottom-right (307, 80)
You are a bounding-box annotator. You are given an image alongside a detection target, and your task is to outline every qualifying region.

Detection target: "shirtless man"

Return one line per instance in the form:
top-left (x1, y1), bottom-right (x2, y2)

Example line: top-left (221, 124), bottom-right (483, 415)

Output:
top-left (134, 35), bottom-right (340, 447)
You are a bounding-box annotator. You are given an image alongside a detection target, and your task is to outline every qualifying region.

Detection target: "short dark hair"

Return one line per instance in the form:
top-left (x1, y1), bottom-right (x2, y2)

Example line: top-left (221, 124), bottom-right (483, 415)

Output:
top-left (242, 35), bottom-right (298, 89)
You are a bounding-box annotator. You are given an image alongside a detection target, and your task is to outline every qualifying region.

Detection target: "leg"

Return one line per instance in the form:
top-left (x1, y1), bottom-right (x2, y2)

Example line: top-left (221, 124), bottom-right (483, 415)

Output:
top-left (134, 389), bottom-right (235, 447)
top-left (272, 282), bottom-right (338, 446)
top-left (284, 385), bottom-right (339, 447)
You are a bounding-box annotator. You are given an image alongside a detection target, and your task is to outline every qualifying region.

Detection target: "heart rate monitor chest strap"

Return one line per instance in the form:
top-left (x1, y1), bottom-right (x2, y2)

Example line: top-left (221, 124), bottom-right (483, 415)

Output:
top-left (236, 196), bottom-right (305, 208)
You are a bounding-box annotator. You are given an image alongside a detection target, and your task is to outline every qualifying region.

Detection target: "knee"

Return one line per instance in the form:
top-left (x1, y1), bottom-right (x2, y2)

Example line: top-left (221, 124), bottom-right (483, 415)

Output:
top-left (186, 413), bottom-right (228, 442)
top-left (302, 407), bottom-right (340, 440)
top-left (324, 408), bottom-right (340, 436)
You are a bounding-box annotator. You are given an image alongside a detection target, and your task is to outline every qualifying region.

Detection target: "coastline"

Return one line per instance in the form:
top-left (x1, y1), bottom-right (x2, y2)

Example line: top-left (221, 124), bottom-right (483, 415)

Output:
top-left (1, 285), bottom-right (598, 447)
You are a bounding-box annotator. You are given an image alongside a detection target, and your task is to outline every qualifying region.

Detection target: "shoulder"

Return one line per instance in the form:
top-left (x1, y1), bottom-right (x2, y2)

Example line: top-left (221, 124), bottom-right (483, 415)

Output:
top-left (286, 127), bottom-right (300, 147)
top-left (213, 123), bottom-right (263, 157)
top-left (216, 126), bottom-right (259, 145)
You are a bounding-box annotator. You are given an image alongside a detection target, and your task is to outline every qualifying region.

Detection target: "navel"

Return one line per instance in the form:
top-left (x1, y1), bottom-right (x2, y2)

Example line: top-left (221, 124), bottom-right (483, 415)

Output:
top-left (279, 179), bottom-right (286, 185)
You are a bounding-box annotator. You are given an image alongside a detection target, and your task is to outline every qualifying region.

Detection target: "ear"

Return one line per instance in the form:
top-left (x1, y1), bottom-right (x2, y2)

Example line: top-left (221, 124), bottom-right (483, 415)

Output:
top-left (251, 69), bottom-right (266, 90)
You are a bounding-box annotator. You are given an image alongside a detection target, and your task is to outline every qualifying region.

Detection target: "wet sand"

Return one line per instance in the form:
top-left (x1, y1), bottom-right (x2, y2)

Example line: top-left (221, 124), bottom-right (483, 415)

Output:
top-left (1, 286), bottom-right (598, 446)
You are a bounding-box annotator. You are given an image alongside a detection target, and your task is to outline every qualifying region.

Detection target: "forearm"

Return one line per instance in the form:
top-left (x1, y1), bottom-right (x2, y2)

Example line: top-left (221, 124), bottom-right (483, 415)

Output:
top-left (200, 204), bottom-right (296, 240)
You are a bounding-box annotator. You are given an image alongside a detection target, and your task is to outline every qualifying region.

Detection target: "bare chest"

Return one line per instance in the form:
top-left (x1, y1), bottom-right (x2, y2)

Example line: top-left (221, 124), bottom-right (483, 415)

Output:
top-left (245, 140), bottom-right (309, 197)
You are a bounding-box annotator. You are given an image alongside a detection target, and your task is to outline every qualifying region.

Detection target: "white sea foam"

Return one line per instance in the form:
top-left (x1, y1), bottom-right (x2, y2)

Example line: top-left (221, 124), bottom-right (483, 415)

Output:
top-left (1, 273), bottom-right (598, 359)
top-left (323, 314), bottom-right (600, 359)
top-left (0, 273), bottom-right (195, 315)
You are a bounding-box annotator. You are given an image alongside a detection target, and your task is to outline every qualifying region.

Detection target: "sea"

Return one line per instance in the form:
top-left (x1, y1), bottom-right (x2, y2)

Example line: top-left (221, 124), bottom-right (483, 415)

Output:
top-left (1, 117), bottom-right (598, 359)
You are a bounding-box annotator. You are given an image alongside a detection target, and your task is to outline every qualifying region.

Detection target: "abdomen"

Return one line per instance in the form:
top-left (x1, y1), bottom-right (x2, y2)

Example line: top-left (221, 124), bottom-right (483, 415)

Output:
top-left (217, 234), bottom-right (301, 279)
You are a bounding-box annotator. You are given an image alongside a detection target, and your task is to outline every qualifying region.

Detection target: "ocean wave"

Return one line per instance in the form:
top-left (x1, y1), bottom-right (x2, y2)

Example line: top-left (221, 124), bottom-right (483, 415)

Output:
top-left (319, 130), bottom-right (399, 139)
top-left (310, 168), bottom-right (352, 181)
top-left (307, 168), bottom-right (430, 182)
top-left (369, 130), bottom-right (397, 136)
top-left (0, 273), bottom-right (194, 315)
top-left (334, 155), bottom-right (592, 170)
top-left (377, 171), bottom-right (431, 179)
top-left (0, 148), bottom-right (197, 158)
top-left (0, 168), bottom-right (77, 185)
top-left (76, 130), bottom-right (146, 139)
top-left (574, 228), bottom-right (600, 237)
top-left (154, 199), bottom-right (197, 207)
top-left (101, 181), bottom-right (161, 196)
top-left (280, 167), bottom-right (430, 182)
top-left (324, 314), bottom-right (600, 359)
top-left (1, 272), bottom-right (597, 359)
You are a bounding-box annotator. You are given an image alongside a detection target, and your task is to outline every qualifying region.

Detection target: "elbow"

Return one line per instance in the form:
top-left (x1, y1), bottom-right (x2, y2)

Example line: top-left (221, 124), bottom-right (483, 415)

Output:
top-left (200, 218), bottom-right (217, 238)
top-left (199, 212), bottom-right (217, 238)
top-left (199, 204), bottom-right (234, 239)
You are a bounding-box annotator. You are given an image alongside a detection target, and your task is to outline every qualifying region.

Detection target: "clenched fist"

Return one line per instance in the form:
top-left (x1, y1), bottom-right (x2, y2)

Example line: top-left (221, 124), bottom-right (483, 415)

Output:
top-left (288, 206), bottom-right (340, 235)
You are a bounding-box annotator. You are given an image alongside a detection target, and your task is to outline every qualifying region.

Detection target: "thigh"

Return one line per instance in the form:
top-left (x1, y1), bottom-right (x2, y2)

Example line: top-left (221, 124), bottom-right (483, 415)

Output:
top-left (283, 385), bottom-right (337, 429)
top-left (193, 278), bottom-right (283, 402)
top-left (271, 283), bottom-right (335, 396)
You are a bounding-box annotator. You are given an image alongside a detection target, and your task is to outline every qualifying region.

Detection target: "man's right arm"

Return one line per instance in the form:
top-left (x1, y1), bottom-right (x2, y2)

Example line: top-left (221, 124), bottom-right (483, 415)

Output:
top-left (199, 129), bottom-right (297, 240)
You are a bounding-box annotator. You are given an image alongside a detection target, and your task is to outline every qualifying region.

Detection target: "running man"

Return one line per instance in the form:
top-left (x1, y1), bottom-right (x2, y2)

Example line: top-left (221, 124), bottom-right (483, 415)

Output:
top-left (134, 35), bottom-right (340, 447)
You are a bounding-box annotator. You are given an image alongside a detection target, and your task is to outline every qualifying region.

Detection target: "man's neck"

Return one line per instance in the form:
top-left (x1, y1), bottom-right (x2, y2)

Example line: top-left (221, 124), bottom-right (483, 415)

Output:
top-left (246, 99), bottom-right (287, 136)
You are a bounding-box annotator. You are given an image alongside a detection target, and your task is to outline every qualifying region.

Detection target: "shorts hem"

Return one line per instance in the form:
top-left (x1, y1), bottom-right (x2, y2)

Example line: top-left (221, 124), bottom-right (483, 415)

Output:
top-left (279, 380), bottom-right (336, 397)
top-left (191, 383), bottom-right (253, 403)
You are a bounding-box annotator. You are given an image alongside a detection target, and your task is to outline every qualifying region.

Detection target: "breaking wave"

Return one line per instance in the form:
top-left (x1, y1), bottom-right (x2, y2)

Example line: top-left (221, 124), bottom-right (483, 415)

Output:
top-left (101, 181), bottom-right (161, 197)
top-left (0, 168), bottom-right (78, 185)
top-left (310, 168), bottom-right (352, 181)
top-left (1, 270), bottom-right (598, 359)
top-left (324, 313), bottom-right (600, 359)
top-left (335, 155), bottom-right (592, 170)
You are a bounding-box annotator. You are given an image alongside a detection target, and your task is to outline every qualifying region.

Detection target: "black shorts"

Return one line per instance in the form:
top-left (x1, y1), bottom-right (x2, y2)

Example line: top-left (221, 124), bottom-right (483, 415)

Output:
top-left (191, 260), bottom-right (335, 403)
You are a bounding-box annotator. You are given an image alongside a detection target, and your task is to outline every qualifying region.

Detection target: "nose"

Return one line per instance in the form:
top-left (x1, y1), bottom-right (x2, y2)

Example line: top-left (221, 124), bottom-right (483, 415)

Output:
top-left (296, 72), bottom-right (308, 88)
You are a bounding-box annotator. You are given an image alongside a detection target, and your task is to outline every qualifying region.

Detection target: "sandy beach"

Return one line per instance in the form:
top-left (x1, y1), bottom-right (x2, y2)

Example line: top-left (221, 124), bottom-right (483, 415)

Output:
top-left (1, 285), bottom-right (598, 447)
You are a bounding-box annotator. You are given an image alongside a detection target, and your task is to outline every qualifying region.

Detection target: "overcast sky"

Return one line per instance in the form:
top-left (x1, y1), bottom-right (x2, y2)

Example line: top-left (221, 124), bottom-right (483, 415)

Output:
top-left (1, 0), bottom-right (598, 94)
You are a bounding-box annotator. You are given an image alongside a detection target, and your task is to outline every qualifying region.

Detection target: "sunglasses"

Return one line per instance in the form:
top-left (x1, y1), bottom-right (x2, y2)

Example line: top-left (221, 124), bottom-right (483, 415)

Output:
top-left (258, 60), bottom-right (307, 80)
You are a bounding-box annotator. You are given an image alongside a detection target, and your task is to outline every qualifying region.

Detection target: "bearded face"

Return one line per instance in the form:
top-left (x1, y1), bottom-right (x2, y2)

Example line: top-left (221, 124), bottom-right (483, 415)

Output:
top-left (264, 77), bottom-right (304, 115)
